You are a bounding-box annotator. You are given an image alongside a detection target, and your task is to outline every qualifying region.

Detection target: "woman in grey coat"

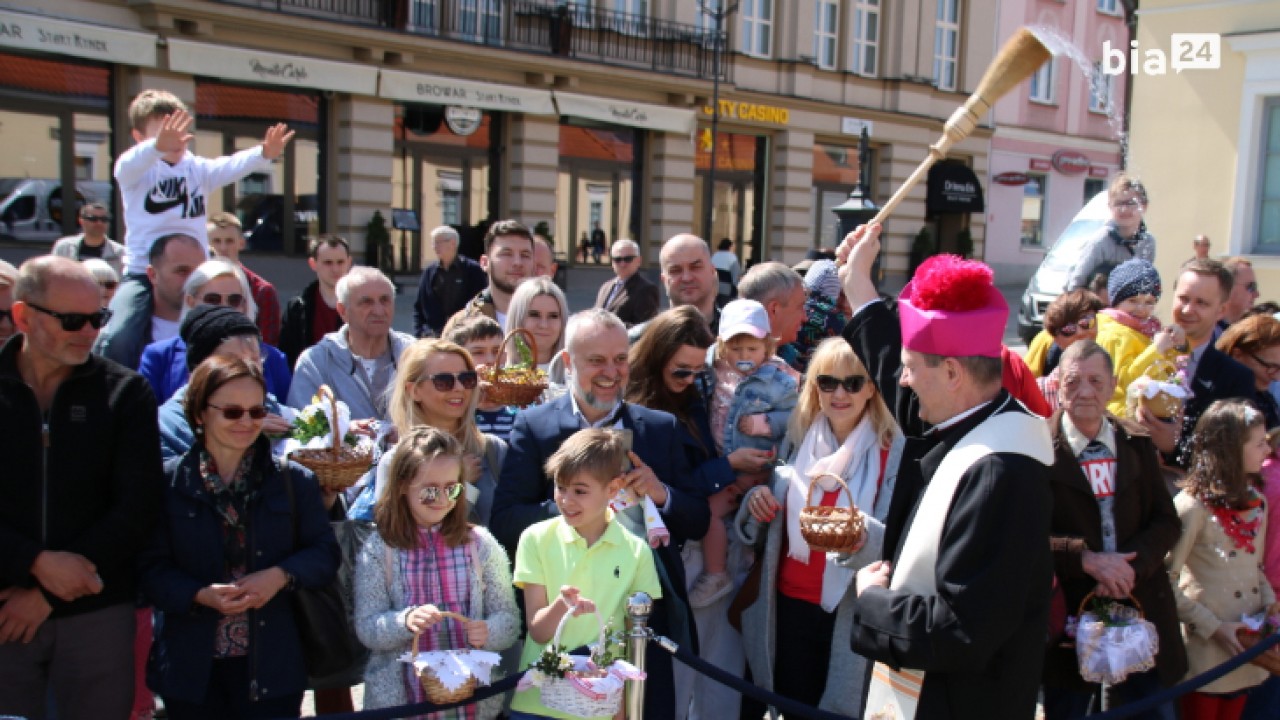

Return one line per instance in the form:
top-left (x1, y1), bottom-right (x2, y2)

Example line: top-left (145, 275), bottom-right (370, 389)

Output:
top-left (734, 338), bottom-right (904, 717)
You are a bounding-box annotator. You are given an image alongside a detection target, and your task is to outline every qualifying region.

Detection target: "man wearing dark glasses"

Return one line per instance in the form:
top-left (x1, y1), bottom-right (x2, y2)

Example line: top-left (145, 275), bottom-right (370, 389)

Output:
top-left (594, 238), bottom-right (659, 328)
top-left (51, 202), bottom-right (126, 276)
top-left (1222, 256), bottom-right (1260, 329)
top-left (0, 256), bottom-right (162, 720)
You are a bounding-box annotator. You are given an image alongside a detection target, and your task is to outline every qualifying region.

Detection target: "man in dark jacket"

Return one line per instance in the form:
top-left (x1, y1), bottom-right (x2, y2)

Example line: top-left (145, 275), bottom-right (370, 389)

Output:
top-left (490, 308), bottom-right (710, 719)
top-left (839, 225), bottom-right (1056, 720)
top-left (595, 238), bottom-right (659, 327)
top-left (279, 235), bottom-right (351, 368)
top-left (413, 226), bottom-right (486, 338)
top-left (1044, 340), bottom-right (1185, 719)
top-left (0, 256), bottom-right (163, 720)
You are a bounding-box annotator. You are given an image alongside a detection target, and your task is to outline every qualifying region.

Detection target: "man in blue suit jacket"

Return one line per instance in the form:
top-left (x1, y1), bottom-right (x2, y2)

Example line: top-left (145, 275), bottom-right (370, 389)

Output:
top-left (491, 308), bottom-right (711, 718)
top-left (413, 226), bottom-right (487, 337)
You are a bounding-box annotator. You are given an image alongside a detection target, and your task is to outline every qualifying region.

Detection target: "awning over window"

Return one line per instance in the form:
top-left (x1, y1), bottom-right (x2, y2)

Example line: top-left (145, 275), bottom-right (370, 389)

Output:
top-left (927, 161), bottom-right (985, 214)
top-left (167, 40), bottom-right (378, 95)
top-left (379, 69), bottom-right (555, 115)
top-left (554, 91), bottom-right (695, 134)
top-left (0, 10), bottom-right (157, 67)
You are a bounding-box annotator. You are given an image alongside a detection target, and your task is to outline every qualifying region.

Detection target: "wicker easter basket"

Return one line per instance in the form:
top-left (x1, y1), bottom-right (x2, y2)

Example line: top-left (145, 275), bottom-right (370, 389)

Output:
top-left (539, 608), bottom-right (623, 719)
top-left (798, 472), bottom-right (867, 554)
top-left (288, 385), bottom-right (373, 491)
top-left (1075, 592), bottom-right (1159, 685)
top-left (477, 329), bottom-right (549, 408)
top-left (1237, 628), bottom-right (1280, 676)
top-left (1140, 359), bottom-right (1186, 421)
top-left (410, 612), bottom-right (479, 704)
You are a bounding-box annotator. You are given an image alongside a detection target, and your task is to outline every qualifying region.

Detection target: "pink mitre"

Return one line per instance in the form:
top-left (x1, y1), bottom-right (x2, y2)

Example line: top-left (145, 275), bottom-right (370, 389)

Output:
top-left (898, 254), bottom-right (1007, 359)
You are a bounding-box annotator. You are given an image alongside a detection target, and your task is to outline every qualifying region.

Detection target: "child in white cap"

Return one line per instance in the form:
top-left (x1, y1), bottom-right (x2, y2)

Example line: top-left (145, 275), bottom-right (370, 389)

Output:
top-left (692, 298), bottom-right (799, 607)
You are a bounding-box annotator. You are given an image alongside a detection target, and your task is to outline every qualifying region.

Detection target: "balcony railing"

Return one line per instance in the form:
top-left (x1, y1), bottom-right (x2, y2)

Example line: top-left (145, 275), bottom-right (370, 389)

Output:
top-left (214, 0), bottom-right (731, 83)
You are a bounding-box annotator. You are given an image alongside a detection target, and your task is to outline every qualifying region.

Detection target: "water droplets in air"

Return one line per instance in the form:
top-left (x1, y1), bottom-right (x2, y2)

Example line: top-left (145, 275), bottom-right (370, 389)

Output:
top-left (1026, 24), bottom-right (1131, 166)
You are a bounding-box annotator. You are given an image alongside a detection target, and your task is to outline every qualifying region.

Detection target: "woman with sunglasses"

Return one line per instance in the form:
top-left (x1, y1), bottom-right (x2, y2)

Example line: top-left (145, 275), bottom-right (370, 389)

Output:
top-left (140, 354), bottom-right (340, 719)
top-left (139, 259), bottom-right (292, 404)
top-left (1216, 315), bottom-right (1280, 428)
top-left (1032, 289), bottom-right (1104, 412)
top-left (83, 257), bottom-right (121, 305)
top-left (350, 339), bottom-right (506, 527)
top-left (625, 306), bottom-right (780, 720)
top-left (733, 337), bottom-right (904, 717)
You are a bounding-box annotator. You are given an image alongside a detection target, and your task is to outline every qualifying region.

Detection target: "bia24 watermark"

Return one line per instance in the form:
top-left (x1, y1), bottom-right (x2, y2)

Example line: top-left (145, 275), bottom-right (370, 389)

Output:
top-left (1102, 34), bottom-right (1221, 75)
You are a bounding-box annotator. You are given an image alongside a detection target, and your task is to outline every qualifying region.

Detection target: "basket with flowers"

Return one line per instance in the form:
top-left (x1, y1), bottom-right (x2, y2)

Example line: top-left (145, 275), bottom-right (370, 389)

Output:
top-left (518, 609), bottom-right (643, 718)
top-left (1125, 356), bottom-right (1192, 422)
top-left (284, 385), bottom-right (374, 490)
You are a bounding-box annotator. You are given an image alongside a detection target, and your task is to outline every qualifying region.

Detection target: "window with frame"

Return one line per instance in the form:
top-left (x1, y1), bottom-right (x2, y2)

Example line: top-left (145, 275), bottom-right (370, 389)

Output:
top-left (1259, 98), bottom-right (1280, 252)
top-left (934, 0), bottom-right (960, 91)
top-left (1089, 62), bottom-right (1114, 113)
top-left (1084, 177), bottom-right (1105, 205)
top-left (741, 0), bottom-right (774, 58)
top-left (815, 1), bottom-right (839, 70)
top-left (1097, 0), bottom-right (1120, 15)
top-left (457, 0), bottom-right (502, 44)
top-left (850, 0), bottom-right (880, 77)
top-left (1021, 174), bottom-right (1047, 247)
top-left (1029, 58), bottom-right (1055, 103)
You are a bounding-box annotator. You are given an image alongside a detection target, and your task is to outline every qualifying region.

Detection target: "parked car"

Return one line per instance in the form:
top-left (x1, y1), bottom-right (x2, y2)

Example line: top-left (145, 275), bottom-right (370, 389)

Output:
top-left (1016, 191), bottom-right (1110, 343)
top-left (0, 179), bottom-right (113, 244)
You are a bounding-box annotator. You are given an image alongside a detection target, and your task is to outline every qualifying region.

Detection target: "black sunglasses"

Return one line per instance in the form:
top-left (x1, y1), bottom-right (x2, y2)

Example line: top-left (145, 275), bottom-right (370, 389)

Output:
top-left (201, 292), bottom-right (245, 308)
top-left (815, 374), bottom-right (868, 394)
top-left (1245, 281), bottom-right (1259, 294)
top-left (81, 215), bottom-right (110, 223)
top-left (1059, 314), bottom-right (1096, 338)
top-left (207, 403), bottom-right (268, 421)
top-left (25, 302), bottom-right (112, 331)
top-left (425, 371), bottom-right (479, 392)
top-left (418, 482), bottom-right (464, 504)
top-left (670, 367), bottom-right (707, 380)
top-left (611, 255), bottom-right (638, 264)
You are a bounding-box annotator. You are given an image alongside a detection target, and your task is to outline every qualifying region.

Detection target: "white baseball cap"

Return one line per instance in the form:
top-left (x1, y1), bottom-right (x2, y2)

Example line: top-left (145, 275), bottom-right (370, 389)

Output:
top-left (719, 299), bottom-right (771, 340)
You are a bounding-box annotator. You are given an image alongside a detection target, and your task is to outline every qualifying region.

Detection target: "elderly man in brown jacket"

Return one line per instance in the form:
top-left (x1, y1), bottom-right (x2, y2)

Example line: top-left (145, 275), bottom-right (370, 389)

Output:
top-left (1043, 339), bottom-right (1186, 720)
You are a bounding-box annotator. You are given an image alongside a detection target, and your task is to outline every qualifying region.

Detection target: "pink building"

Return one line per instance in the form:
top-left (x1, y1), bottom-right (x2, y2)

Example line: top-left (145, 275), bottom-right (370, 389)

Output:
top-left (986, 0), bottom-right (1129, 284)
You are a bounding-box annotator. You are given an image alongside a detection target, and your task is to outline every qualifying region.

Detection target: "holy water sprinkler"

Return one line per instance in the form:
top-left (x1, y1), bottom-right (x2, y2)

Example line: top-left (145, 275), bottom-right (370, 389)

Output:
top-left (868, 27), bottom-right (1052, 228)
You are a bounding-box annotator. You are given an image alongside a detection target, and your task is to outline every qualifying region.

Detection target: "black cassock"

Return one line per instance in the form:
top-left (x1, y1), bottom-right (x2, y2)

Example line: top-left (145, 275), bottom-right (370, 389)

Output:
top-left (842, 301), bottom-right (1053, 720)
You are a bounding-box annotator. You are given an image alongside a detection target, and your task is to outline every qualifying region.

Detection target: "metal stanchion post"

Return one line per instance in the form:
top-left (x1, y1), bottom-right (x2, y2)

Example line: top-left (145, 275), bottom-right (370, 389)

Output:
top-left (625, 592), bottom-right (652, 720)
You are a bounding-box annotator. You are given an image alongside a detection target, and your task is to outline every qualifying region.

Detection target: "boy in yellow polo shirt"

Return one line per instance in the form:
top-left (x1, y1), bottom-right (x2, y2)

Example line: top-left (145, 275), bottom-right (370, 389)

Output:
top-left (511, 428), bottom-right (662, 720)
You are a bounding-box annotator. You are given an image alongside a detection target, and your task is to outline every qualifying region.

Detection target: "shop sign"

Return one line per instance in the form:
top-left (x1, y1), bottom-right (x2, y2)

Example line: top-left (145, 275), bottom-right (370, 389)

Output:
top-left (702, 99), bottom-right (790, 125)
top-left (167, 40), bottom-right (378, 95)
top-left (0, 10), bottom-right (157, 66)
top-left (841, 117), bottom-right (874, 136)
top-left (993, 172), bottom-right (1031, 186)
top-left (554, 91), bottom-right (696, 134)
top-left (1029, 158), bottom-right (1052, 172)
top-left (444, 106), bottom-right (482, 136)
top-left (1052, 150), bottom-right (1091, 175)
top-left (1088, 166), bottom-right (1110, 178)
top-left (379, 69), bottom-right (555, 115)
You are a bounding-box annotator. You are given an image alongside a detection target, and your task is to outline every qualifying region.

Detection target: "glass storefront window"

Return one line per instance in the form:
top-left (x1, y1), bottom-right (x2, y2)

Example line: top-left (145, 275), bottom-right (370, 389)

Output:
top-left (694, 127), bottom-right (767, 265)
top-left (1022, 174), bottom-right (1047, 247)
top-left (393, 108), bottom-right (496, 270)
top-left (811, 141), bottom-right (874, 249)
top-left (0, 51), bottom-right (112, 242)
top-left (195, 81), bottom-right (324, 255)
top-left (557, 122), bottom-right (641, 266)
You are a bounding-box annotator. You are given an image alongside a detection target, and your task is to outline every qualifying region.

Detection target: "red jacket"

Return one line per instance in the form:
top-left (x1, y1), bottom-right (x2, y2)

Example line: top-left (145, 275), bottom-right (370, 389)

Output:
top-left (241, 263), bottom-right (281, 346)
top-left (1003, 345), bottom-right (1051, 416)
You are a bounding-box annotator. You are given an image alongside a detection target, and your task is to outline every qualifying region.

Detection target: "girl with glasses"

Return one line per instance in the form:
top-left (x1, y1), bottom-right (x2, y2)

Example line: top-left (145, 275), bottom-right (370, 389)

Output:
top-left (350, 339), bottom-right (506, 527)
top-left (354, 427), bottom-right (519, 720)
top-left (139, 259), bottom-right (293, 404)
top-left (734, 337), bottom-right (904, 718)
top-left (140, 355), bottom-right (341, 719)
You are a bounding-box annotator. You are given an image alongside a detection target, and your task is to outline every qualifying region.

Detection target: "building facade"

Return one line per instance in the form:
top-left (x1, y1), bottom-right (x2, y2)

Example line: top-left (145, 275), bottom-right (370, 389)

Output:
top-left (1127, 0), bottom-right (1280, 299)
top-left (986, 0), bottom-right (1128, 285)
top-left (1, 0), bottom-right (1004, 286)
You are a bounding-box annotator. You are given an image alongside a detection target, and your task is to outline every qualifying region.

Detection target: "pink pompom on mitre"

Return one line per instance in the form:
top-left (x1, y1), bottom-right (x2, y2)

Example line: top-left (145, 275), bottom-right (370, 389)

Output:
top-left (908, 255), bottom-right (995, 313)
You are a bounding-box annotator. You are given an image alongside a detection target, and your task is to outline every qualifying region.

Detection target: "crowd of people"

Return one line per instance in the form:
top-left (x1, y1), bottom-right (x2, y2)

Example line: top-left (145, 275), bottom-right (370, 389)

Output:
top-left (3, 91), bottom-right (1280, 720)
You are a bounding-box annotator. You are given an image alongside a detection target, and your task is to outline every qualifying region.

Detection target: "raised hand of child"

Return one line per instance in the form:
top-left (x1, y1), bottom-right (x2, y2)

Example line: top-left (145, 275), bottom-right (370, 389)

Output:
top-left (737, 413), bottom-right (771, 437)
top-left (405, 603), bottom-right (443, 633)
top-left (465, 619), bottom-right (489, 648)
top-left (261, 123), bottom-right (296, 160)
top-left (155, 111), bottom-right (193, 155)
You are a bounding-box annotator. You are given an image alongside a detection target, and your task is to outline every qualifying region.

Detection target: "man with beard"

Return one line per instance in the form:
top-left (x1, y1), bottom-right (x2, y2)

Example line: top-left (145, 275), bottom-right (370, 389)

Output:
top-left (490, 308), bottom-right (711, 718)
top-left (450, 219), bottom-right (533, 331)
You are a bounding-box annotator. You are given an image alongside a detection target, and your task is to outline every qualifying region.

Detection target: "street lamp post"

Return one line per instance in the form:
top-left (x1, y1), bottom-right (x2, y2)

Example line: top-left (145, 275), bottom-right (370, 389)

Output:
top-left (698, 0), bottom-right (735, 241)
top-left (832, 127), bottom-right (882, 287)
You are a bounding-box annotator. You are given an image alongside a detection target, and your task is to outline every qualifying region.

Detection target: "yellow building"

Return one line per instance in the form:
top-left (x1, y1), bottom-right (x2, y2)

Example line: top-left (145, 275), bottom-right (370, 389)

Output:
top-left (1128, 0), bottom-right (1280, 300)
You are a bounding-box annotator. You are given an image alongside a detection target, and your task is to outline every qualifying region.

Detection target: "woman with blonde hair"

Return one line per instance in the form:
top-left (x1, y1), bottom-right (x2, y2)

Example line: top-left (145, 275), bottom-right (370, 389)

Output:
top-left (504, 277), bottom-right (568, 383)
top-left (734, 337), bottom-right (904, 716)
top-left (349, 338), bottom-right (507, 525)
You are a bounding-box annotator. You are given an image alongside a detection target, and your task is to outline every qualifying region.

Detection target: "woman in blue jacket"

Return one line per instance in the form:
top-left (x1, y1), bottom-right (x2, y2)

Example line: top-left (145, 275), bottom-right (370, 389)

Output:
top-left (140, 355), bottom-right (339, 719)
top-left (139, 259), bottom-right (291, 403)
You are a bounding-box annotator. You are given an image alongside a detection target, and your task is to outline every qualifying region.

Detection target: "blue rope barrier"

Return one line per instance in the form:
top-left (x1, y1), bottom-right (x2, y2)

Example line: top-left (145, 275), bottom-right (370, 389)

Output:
top-left (300, 669), bottom-right (524, 720)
